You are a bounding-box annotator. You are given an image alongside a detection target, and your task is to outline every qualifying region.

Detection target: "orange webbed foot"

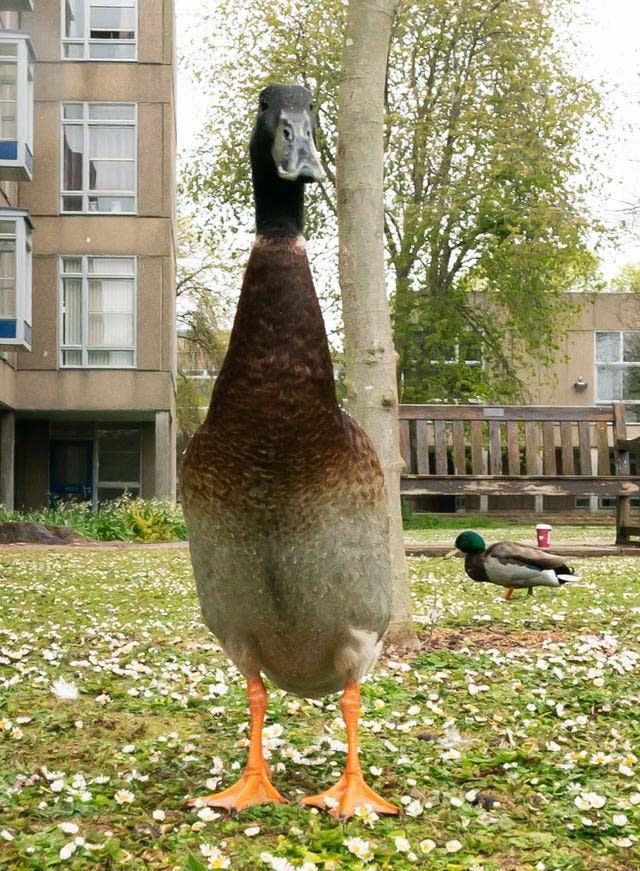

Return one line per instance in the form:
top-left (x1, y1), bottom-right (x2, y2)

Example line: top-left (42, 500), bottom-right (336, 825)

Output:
top-left (188, 764), bottom-right (287, 814)
top-left (188, 676), bottom-right (287, 814)
top-left (301, 680), bottom-right (397, 819)
top-left (301, 771), bottom-right (398, 820)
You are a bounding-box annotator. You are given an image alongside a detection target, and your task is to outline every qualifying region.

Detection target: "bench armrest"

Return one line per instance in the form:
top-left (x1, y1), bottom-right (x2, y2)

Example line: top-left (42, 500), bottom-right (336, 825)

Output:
top-left (616, 436), bottom-right (640, 451)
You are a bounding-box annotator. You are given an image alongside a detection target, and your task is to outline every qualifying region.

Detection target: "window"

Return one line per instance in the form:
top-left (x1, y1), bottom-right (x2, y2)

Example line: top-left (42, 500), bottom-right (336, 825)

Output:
top-left (429, 335), bottom-right (483, 367)
top-left (61, 103), bottom-right (136, 213)
top-left (97, 428), bottom-right (141, 502)
top-left (595, 331), bottom-right (640, 420)
top-left (0, 33), bottom-right (34, 181)
top-left (60, 255), bottom-right (136, 367)
top-left (0, 210), bottom-right (32, 350)
top-left (62, 0), bottom-right (137, 60)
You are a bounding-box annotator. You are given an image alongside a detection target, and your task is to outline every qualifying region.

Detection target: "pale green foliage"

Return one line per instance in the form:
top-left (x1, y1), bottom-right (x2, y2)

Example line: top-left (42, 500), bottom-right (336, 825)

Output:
top-left (176, 216), bottom-right (231, 454)
top-left (610, 262), bottom-right (640, 293)
top-left (181, 0), bottom-right (609, 402)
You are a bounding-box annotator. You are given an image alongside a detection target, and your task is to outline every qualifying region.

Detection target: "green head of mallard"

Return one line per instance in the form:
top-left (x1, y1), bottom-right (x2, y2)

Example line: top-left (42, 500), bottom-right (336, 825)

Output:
top-left (454, 531), bottom-right (486, 554)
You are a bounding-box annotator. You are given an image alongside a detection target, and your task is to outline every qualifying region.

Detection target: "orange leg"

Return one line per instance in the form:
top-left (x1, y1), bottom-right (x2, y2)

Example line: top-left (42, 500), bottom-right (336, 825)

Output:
top-left (187, 676), bottom-right (286, 814)
top-left (301, 681), bottom-right (398, 820)
top-left (504, 586), bottom-right (515, 600)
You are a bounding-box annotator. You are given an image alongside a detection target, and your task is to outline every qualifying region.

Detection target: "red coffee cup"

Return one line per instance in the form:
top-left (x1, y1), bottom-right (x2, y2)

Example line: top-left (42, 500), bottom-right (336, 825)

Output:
top-left (536, 523), bottom-right (552, 548)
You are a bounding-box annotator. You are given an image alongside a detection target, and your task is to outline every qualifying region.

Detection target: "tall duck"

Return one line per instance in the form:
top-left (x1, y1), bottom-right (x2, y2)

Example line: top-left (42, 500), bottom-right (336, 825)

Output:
top-left (180, 84), bottom-right (397, 820)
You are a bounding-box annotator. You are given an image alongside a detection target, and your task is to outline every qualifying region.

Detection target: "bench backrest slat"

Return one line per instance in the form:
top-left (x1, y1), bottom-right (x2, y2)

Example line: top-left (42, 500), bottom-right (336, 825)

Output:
top-left (560, 421), bottom-right (574, 474)
top-left (452, 419), bottom-right (466, 474)
top-left (399, 418), bottom-right (410, 471)
top-left (578, 421), bottom-right (592, 474)
top-left (506, 421), bottom-right (520, 474)
top-left (489, 420), bottom-right (502, 474)
top-left (596, 420), bottom-right (610, 474)
top-left (470, 420), bottom-right (484, 474)
top-left (416, 419), bottom-right (430, 474)
top-left (614, 404), bottom-right (630, 475)
top-left (524, 421), bottom-right (540, 474)
top-left (542, 422), bottom-right (557, 475)
top-left (434, 420), bottom-right (448, 474)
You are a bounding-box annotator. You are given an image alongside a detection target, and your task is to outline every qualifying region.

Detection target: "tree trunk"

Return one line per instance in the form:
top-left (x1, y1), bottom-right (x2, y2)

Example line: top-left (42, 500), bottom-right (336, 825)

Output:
top-left (336, 0), bottom-right (416, 646)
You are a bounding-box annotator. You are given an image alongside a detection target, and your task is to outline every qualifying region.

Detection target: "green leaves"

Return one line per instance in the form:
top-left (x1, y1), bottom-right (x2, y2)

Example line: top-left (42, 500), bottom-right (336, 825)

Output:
top-left (180, 0), bottom-right (612, 403)
top-left (183, 854), bottom-right (208, 871)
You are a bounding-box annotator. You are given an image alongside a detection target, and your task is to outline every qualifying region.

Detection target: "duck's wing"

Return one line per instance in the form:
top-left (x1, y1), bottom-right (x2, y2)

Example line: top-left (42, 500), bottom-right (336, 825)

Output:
top-left (488, 541), bottom-right (572, 571)
top-left (483, 542), bottom-right (575, 589)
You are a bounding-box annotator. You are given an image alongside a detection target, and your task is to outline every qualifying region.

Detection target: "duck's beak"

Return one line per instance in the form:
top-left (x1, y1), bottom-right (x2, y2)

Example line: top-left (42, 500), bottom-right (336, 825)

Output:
top-left (272, 110), bottom-right (325, 183)
top-left (444, 548), bottom-right (463, 559)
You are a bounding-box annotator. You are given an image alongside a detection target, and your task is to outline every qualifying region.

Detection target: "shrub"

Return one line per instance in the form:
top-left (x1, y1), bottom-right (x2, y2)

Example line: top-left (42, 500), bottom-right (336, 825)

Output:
top-left (0, 496), bottom-right (186, 542)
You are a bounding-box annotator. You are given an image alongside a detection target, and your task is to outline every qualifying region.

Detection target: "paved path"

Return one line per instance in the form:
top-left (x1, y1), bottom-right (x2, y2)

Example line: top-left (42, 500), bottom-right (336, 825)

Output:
top-left (3, 539), bottom-right (639, 557)
top-left (405, 541), bottom-right (640, 557)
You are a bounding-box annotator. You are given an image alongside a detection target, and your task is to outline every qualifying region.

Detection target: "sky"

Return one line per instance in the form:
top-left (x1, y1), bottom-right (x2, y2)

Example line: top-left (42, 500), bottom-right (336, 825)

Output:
top-left (570, 0), bottom-right (640, 275)
top-left (175, 0), bottom-right (640, 280)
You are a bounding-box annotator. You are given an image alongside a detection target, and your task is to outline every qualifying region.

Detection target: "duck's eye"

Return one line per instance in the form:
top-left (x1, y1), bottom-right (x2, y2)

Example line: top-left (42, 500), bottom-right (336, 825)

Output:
top-left (260, 99), bottom-right (269, 111)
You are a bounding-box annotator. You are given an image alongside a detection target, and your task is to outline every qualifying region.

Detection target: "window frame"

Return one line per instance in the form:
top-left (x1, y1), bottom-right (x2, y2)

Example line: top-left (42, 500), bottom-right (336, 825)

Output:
top-left (0, 208), bottom-right (32, 351)
top-left (594, 330), bottom-right (640, 408)
top-left (61, 0), bottom-right (138, 62)
top-left (60, 101), bottom-right (137, 214)
top-left (59, 254), bottom-right (137, 369)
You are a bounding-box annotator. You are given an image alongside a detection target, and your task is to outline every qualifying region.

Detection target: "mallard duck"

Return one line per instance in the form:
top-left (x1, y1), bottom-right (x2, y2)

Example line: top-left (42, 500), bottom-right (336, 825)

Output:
top-left (180, 84), bottom-right (397, 820)
top-left (450, 531), bottom-right (577, 600)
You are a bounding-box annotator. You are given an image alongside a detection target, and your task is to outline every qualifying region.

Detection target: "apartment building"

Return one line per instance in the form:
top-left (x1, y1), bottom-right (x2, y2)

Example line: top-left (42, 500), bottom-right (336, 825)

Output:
top-left (0, 0), bottom-right (176, 509)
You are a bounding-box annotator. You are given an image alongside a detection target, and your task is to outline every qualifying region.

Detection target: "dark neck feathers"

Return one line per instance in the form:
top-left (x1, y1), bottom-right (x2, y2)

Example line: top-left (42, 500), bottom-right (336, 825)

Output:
top-left (252, 162), bottom-right (305, 237)
top-left (465, 552), bottom-right (489, 583)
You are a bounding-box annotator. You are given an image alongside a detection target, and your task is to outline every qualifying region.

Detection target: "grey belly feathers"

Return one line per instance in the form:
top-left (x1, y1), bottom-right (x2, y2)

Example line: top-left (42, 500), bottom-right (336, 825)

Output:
top-left (186, 484), bottom-right (391, 698)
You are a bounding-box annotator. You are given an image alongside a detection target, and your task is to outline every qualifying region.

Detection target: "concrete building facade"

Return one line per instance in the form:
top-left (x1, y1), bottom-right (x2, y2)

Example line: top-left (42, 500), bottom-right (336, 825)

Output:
top-left (521, 293), bottom-right (640, 418)
top-left (0, 0), bottom-right (176, 509)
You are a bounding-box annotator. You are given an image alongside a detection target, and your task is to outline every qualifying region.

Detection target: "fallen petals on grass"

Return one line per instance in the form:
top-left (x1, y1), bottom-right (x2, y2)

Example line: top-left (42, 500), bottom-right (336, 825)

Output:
top-left (344, 836), bottom-right (375, 861)
top-left (3, 546), bottom-right (640, 869)
top-left (50, 677), bottom-right (79, 700)
top-left (574, 791), bottom-right (607, 810)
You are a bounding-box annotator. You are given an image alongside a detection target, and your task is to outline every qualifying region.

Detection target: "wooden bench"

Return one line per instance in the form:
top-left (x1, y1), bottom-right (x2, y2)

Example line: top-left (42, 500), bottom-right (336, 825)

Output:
top-left (398, 404), bottom-right (640, 544)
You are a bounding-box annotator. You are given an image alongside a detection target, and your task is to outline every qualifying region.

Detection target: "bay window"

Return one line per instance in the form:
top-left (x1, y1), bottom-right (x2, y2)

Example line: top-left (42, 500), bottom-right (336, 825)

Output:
top-left (0, 33), bottom-right (34, 181)
top-left (61, 102), bottom-right (136, 213)
top-left (60, 255), bottom-right (136, 367)
top-left (63, 0), bottom-right (137, 60)
top-left (0, 210), bottom-right (32, 351)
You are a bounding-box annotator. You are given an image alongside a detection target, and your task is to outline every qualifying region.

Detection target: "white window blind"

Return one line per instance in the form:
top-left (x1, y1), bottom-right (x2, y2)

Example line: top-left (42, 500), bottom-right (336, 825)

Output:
top-left (60, 255), bottom-right (136, 367)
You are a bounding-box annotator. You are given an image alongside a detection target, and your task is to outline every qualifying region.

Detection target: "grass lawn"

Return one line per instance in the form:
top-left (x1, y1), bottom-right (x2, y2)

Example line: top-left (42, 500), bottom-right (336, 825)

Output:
top-left (1, 546), bottom-right (639, 870)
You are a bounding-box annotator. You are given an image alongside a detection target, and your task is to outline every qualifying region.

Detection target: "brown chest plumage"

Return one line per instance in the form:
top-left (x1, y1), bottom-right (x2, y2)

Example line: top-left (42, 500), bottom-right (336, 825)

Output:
top-left (181, 236), bottom-right (385, 520)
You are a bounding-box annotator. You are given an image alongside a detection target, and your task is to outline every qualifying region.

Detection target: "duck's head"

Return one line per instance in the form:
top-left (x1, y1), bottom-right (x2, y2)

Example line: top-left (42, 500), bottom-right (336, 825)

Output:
top-left (453, 531), bottom-right (486, 554)
top-left (251, 83), bottom-right (325, 186)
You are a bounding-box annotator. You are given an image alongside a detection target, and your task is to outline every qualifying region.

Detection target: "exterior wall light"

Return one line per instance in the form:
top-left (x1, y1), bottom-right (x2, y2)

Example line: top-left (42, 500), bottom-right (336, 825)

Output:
top-left (573, 376), bottom-right (588, 391)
